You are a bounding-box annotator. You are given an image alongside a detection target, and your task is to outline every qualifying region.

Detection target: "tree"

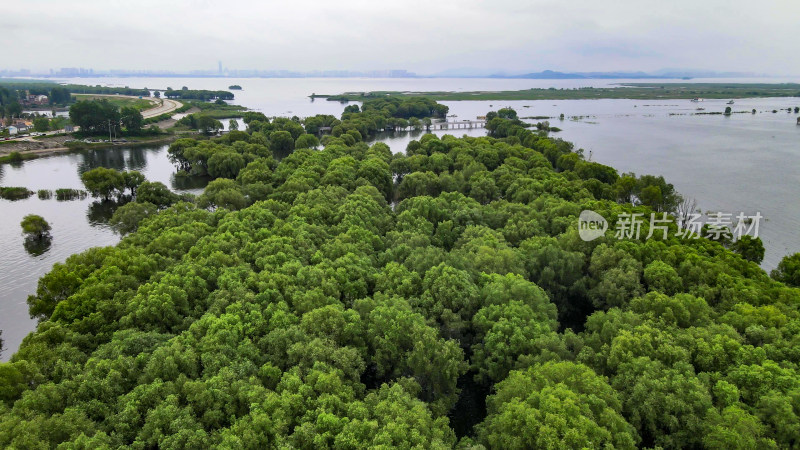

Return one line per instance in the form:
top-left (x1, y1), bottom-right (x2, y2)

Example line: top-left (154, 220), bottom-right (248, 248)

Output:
top-left (33, 117), bottom-right (50, 132)
top-left (5, 101), bottom-right (22, 119)
top-left (109, 201), bottom-right (158, 234)
top-left (198, 178), bottom-right (247, 210)
top-left (49, 86), bottom-right (71, 104)
top-left (772, 253), bottom-right (800, 287)
top-left (136, 181), bottom-right (179, 208)
top-left (121, 106), bottom-right (144, 134)
top-left (294, 134), bottom-right (319, 149)
top-left (80, 167), bottom-right (125, 199)
top-left (196, 115), bottom-right (223, 135)
top-left (497, 107), bottom-right (518, 120)
top-left (69, 99), bottom-right (120, 135)
top-left (20, 214), bottom-right (51, 240)
top-left (123, 171), bottom-right (146, 196)
top-left (731, 235), bottom-right (765, 264)
top-left (478, 362), bottom-right (637, 449)
top-left (228, 119), bottom-right (239, 131)
top-left (207, 151), bottom-right (246, 179)
top-left (270, 130), bottom-right (294, 154)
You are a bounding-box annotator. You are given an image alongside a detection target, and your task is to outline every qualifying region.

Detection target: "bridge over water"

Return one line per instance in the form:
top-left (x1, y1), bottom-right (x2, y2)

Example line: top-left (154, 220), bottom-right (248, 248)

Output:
top-left (426, 120), bottom-right (487, 130)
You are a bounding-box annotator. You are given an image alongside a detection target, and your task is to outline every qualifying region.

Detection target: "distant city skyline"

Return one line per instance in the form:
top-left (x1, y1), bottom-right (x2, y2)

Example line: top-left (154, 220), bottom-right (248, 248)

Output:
top-left (0, 66), bottom-right (421, 79)
top-left (0, 66), bottom-right (781, 80)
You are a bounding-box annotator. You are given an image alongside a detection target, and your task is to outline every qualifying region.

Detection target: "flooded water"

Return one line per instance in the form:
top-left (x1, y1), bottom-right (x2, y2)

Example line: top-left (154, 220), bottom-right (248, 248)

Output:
top-left (429, 97), bottom-right (800, 272)
top-left (1, 77), bottom-right (799, 359)
top-left (0, 146), bottom-right (206, 359)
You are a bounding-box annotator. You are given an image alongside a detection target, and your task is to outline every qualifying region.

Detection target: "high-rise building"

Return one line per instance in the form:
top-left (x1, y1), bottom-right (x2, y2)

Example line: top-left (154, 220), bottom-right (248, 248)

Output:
top-left (218, 61), bottom-right (223, 75)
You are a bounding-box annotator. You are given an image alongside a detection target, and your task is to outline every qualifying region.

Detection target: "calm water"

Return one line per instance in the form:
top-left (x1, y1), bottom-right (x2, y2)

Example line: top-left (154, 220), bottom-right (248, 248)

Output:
top-left (1, 77), bottom-right (799, 359)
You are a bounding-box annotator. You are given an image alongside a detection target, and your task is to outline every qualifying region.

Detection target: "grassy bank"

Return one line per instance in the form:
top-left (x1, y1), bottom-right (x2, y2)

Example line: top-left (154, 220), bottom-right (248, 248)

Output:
top-left (0, 135), bottom-right (182, 165)
top-left (312, 82), bottom-right (800, 102)
top-left (184, 101), bottom-right (248, 119)
top-left (72, 94), bottom-right (157, 111)
top-left (0, 152), bottom-right (39, 164)
top-left (63, 134), bottom-right (179, 150)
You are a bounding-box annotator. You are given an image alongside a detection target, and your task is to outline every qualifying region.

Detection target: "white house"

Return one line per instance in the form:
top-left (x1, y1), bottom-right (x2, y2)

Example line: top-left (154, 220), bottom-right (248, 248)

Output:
top-left (8, 126), bottom-right (18, 135)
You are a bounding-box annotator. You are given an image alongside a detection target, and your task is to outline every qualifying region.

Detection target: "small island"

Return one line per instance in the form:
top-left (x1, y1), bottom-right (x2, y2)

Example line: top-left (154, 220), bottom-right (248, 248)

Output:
top-left (228, 85), bottom-right (242, 90)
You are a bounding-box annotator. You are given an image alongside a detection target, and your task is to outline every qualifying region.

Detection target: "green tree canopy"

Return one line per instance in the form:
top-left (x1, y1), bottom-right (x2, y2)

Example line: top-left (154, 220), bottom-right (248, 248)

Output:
top-left (20, 214), bottom-right (51, 240)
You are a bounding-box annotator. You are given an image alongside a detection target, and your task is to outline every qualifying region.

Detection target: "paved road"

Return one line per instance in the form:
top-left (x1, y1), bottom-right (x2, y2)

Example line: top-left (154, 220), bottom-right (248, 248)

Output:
top-left (141, 98), bottom-right (182, 119)
top-left (71, 93), bottom-right (182, 119)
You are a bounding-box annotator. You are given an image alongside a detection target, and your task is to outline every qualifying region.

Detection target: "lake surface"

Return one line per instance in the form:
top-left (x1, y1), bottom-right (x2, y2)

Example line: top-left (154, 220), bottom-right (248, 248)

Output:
top-left (1, 77), bottom-right (799, 359)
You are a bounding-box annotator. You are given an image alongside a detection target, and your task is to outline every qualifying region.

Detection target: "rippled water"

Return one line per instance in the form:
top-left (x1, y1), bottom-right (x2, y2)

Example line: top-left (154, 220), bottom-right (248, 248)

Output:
top-left (1, 77), bottom-right (799, 359)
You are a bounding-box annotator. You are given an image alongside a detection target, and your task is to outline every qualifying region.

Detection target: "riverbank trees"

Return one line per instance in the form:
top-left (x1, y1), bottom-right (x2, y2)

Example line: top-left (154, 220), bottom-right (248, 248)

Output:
top-left (164, 88), bottom-right (234, 101)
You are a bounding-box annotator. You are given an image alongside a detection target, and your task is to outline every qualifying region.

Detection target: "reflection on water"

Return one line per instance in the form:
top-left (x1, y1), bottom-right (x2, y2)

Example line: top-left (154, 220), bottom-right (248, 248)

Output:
top-left (87, 198), bottom-right (130, 226)
top-left (23, 236), bottom-right (52, 257)
top-left (79, 149), bottom-right (130, 173)
top-left (173, 173), bottom-right (212, 191)
top-left (126, 148), bottom-right (148, 171)
top-left (78, 146), bottom-right (150, 174)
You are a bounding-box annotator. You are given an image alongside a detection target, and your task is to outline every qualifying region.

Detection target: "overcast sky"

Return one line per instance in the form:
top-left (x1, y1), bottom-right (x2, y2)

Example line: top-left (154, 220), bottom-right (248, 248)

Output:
top-left (5, 0), bottom-right (799, 75)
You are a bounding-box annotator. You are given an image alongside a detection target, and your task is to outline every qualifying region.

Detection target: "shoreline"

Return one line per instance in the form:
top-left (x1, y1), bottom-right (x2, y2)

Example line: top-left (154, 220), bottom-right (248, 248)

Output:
top-left (0, 135), bottom-right (181, 163)
top-left (312, 83), bottom-right (800, 102)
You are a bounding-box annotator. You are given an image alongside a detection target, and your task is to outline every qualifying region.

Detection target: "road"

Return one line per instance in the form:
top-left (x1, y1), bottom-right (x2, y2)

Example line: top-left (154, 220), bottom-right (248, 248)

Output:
top-left (141, 98), bottom-right (182, 119)
top-left (71, 93), bottom-right (182, 119)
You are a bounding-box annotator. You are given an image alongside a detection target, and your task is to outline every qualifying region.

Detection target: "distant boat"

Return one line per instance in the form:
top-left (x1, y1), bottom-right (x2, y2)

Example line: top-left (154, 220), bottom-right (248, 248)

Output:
top-left (727, 100), bottom-right (735, 105)
top-left (690, 98), bottom-right (703, 102)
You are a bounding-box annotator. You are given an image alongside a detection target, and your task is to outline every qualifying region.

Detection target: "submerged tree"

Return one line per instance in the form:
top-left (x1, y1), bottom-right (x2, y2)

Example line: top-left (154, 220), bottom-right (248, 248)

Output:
top-left (20, 215), bottom-right (51, 240)
top-left (20, 215), bottom-right (52, 256)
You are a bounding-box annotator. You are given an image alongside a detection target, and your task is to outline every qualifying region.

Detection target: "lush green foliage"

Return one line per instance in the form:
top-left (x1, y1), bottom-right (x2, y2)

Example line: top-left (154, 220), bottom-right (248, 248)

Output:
top-left (1, 107), bottom-right (798, 448)
top-left (772, 253), bottom-right (800, 287)
top-left (0, 186), bottom-right (34, 200)
top-left (333, 97), bottom-right (449, 137)
top-left (69, 99), bottom-right (144, 136)
top-left (20, 214), bottom-right (51, 240)
top-left (164, 88), bottom-right (234, 101)
top-left (80, 168), bottom-right (144, 200)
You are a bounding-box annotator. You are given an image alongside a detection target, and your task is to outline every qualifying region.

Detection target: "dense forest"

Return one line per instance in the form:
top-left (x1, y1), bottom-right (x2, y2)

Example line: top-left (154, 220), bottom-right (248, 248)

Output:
top-left (1, 106), bottom-right (799, 449)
